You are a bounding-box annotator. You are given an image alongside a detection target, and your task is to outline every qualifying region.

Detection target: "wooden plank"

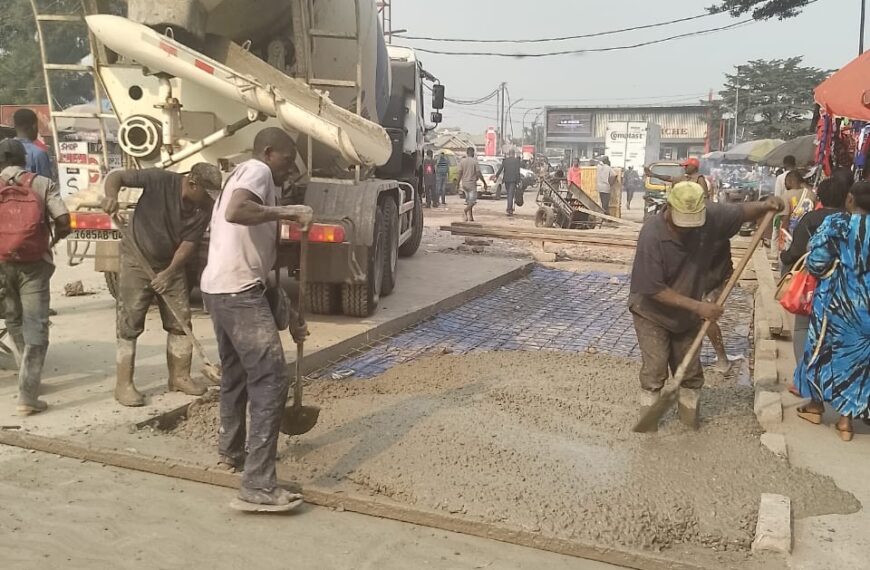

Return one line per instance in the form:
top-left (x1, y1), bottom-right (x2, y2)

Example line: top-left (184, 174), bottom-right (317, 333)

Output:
top-left (752, 248), bottom-right (787, 337)
top-left (451, 221), bottom-right (639, 240)
top-left (441, 226), bottom-right (638, 249)
top-left (0, 430), bottom-right (707, 570)
top-left (575, 206), bottom-right (640, 228)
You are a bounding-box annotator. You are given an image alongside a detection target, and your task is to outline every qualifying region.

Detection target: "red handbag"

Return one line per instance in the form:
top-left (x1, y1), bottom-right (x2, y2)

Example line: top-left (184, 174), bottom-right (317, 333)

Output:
top-left (779, 268), bottom-right (817, 316)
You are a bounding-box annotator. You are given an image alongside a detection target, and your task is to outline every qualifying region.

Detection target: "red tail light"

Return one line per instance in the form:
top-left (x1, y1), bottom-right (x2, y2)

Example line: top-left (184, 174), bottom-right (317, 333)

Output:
top-left (281, 222), bottom-right (346, 243)
top-left (70, 212), bottom-right (113, 230)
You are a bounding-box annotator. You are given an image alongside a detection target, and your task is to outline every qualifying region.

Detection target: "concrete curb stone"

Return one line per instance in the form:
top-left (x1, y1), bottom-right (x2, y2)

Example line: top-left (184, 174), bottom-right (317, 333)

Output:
top-left (752, 493), bottom-right (792, 553)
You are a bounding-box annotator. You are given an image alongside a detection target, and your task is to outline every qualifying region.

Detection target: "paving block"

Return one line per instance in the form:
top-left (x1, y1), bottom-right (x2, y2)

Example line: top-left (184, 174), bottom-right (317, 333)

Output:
top-left (754, 390), bottom-right (783, 425)
top-left (753, 356), bottom-right (779, 387)
top-left (752, 493), bottom-right (792, 553)
top-left (756, 339), bottom-right (777, 360)
top-left (760, 433), bottom-right (788, 460)
top-left (532, 251), bottom-right (557, 263)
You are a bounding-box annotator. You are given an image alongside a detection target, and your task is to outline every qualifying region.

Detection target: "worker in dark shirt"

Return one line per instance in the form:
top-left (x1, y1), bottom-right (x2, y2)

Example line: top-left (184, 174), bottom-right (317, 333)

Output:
top-left (101, 164), bottom-right (222, 407)
top-left (629, 181), bottom-right (783, 429)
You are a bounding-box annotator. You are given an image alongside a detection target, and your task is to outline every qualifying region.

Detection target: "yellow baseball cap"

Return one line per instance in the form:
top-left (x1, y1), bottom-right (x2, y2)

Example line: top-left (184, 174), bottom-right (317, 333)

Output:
top-left (667, 181), bottom-right (707, 228)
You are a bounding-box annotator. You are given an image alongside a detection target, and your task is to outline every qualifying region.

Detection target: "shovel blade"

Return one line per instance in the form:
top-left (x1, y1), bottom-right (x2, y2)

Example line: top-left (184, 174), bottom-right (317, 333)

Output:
top-left (280, 405), bottom-right (321, 436)
top-left (632, 388), bottom-right (679, 433)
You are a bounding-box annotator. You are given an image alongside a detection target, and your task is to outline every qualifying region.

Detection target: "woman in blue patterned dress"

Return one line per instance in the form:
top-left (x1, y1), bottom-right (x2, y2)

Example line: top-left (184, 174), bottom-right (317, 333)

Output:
top-left (794, 181), bottom-right (870, 441)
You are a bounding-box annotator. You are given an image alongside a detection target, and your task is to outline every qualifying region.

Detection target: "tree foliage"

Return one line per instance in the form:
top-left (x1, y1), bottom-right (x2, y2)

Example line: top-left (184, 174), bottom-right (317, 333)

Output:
top-left (709, 0), bottom-right (814, 20)
top-left (715, 57), bottom-right (830, 141)
top-left (0, 0), bottom-right (121, 109)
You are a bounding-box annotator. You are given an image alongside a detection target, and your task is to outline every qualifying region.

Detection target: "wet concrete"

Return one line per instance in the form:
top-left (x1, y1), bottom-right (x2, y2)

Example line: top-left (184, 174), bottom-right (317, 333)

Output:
top-left (174, 351), bottom-right (858, 569)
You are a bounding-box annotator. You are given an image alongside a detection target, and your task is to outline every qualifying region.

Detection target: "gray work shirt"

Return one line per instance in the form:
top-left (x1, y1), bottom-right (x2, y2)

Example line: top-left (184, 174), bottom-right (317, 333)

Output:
top-left (200, 159), bottom-right (279, 295)
top-left (629, 202), bottom-right (743, 332)
top-left (458, 157), bottom-right (481, 191)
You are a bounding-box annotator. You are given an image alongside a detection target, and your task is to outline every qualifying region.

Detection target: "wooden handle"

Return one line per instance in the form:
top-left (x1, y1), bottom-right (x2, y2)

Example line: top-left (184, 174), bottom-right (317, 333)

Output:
top-left (294, 231), bottom-right (309, 409)
top-left (672, 210), bottom-right (776, 384)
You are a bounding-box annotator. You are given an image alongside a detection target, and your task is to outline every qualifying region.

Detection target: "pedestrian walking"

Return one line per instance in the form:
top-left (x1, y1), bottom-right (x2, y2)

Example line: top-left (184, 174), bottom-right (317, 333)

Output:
top-left (624, 166), bottom-right (641, 210)
top-left (422, 150), bottom-right (436, 208)
top-left (435, 153), bottom-right (449, 207)
top-left (13, 109), bottom-right (52, 179)
top-left (793, 181), bottom-right (870, 441)
top-left (200, 127), bottom-right (313, 509)
top-left (457, 147), bottom-right (486, 222)
top-left (629, 181), bottom-right (782, 429)
top-left (567, 159), bottom-right (582, 190)
top-left (0, 139), bottom-right (70, 415)
top-left (495, 149), bottom-right (522, 216)
top-left (101, 163), bottom-right (223, 406)
top-left (780, 178), bottom-right (848, 364)
top-left (595, 157), bottom-right (616, 213)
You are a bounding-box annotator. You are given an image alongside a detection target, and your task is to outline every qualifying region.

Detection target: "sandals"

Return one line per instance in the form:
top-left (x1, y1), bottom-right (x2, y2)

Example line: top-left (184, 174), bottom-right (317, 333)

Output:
top-left (836, 419), bottom-right (854, 442)
top-left (796, 405), bottom-right (823, 425)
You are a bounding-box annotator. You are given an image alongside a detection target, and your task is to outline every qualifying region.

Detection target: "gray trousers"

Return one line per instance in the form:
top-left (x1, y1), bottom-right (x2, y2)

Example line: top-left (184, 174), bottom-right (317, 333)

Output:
top-left (632, 313), bottom-right (705, 391)
top-left (1, 260), bottom-right (54, 404)
top-left (504, 181), bottom-right (518, 214)
top-left (117, 250), bottom-right (189, 340)
top-left (203, 286), bottom-right (289, 492)
top-left (600, 192), bottom-right (611, 213)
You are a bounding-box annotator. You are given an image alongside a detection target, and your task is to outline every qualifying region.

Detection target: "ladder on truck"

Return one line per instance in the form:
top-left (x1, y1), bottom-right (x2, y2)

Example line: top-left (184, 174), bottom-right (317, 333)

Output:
top-left (293, 0), bottom-right (364, 182)
top-left (29, 0), bottom-right (114, 180)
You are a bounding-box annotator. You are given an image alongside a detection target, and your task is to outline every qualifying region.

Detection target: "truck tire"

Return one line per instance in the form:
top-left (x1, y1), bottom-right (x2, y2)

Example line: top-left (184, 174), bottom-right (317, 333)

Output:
top-left (380, 197), bottom-right (399, 296)
top-left (341, 207), bottom-right (385, 317)
top-left (105, 272), bottom-right (119, 300)
top-left (306, 283), bottom-right (341, 315)
top-left (398, 190), bottom-right (423, 258)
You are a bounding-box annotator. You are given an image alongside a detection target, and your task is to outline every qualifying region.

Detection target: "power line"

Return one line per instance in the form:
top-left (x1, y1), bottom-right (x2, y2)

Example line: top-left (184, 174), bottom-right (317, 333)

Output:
top-left (394, 12), bottom-right (717, 44)
top-left (396, 20), bottom-right (753, 58)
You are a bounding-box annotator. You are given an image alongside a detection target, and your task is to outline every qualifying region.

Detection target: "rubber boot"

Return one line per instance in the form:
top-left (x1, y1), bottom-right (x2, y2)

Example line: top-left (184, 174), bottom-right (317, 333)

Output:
top-left (167, 334), bottom-right (206, 396)
top-left (678, 387), bottom-right (701, 430)
top-left (17, 344), bottom-right (48, 416)
top-left (114, 338), bottom-right (145, 407)
top-left (639, 389), bottom-right (660, 433)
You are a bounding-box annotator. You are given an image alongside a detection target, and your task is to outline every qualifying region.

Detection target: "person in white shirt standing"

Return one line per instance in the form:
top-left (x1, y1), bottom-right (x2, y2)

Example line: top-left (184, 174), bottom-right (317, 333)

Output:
top-left (595, 156), bottom-right (616, 213)
top-left (200, 127), bottom-right (313, 510)
top-left (774, 155), bottom-right (796, 197)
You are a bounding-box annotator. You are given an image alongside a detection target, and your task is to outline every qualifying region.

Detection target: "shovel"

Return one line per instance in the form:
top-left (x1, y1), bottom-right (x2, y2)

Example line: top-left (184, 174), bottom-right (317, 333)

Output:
top-left (280, 231), bottom-right (320, 436)
top-left (633, 210), bottom-right (775, 433)
top-left (112, 214), bottom-right (222, 385)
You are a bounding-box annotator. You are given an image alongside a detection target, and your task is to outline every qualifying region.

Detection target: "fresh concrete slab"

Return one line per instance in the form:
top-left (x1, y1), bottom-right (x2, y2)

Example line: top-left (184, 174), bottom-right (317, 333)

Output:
top-left (754, 390), bottom-right (783, 426)
top-left (0, 249), bottom-right (529, 439)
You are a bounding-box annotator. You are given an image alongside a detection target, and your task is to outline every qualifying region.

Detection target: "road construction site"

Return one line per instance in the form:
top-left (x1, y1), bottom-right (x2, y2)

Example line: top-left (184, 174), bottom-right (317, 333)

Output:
top-left (2, 194), bottom-right (869, 570)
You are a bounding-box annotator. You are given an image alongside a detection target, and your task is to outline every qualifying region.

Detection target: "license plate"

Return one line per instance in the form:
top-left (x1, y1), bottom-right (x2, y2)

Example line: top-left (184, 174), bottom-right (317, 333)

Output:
top-left (70, 229), bottom-right (121, 241)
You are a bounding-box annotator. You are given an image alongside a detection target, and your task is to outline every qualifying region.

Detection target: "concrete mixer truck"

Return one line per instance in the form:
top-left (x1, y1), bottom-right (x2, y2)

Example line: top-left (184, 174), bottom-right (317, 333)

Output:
top-left (55, 0), bottom-right (444, 317)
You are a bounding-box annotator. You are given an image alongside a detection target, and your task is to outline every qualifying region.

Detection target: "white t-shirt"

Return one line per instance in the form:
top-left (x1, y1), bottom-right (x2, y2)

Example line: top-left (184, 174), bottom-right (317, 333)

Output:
top-left (774, 170), bottom-right (790, 197)
top-left (200, 159), bottom-right (279, 295)
top-left (596, 164), bottom-right (614, 194)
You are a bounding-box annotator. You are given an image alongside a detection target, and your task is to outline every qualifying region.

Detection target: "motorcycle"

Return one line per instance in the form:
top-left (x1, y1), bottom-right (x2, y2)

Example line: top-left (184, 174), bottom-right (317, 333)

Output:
top-left (643, 191), bottom-right (667, 220)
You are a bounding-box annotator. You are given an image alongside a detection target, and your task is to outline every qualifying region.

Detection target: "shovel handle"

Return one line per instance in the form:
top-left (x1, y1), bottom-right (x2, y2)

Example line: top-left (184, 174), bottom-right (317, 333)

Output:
top-left (294, 231), bottom-right (309, 409)
top-left (670, 210), bottom-right (775, 385)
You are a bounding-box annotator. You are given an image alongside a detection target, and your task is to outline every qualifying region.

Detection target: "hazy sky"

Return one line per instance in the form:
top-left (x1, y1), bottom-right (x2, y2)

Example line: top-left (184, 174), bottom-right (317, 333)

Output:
top-left (390, 0), bottom-right (859, 135)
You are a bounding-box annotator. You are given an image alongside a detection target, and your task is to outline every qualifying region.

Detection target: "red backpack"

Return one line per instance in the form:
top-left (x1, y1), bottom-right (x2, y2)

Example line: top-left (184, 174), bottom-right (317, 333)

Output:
top-left (0, 172), bottom-right (49, 262)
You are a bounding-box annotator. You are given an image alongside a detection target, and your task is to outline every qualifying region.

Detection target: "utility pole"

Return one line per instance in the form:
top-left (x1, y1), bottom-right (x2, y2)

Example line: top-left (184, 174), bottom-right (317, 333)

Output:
top-left (733, 67), bottom-right (740, 147)
top-left (861, 0), bottom-right (867, 54)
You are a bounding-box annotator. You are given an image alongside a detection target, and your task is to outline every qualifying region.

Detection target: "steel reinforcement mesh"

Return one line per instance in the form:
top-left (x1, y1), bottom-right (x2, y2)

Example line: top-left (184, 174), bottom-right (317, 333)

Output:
top-left (315, 266), bottom-right (752, 381)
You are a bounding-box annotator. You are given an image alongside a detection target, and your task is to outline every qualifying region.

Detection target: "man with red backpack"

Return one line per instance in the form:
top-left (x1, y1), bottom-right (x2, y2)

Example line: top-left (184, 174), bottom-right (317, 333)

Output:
top-left (0, 139), bottom-right (70, 415)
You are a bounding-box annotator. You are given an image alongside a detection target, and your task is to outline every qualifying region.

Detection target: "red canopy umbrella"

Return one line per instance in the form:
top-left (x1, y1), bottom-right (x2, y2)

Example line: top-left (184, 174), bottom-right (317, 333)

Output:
top-left (815, 50), bottom-right (870, 121)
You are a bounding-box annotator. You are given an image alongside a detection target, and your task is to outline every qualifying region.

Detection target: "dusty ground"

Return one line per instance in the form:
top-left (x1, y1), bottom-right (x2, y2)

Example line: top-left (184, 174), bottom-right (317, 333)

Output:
top-left (0, 447), bottom-right (619, 570)
top-left (167, 351), bottom-right (858, 569)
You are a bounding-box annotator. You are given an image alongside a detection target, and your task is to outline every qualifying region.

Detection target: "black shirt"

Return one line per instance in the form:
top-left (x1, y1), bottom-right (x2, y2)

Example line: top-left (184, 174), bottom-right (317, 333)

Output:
top-left (780, 207), bottom-right (842, 269)
top-left (629, 202), bottom-right (743, 332)
top-left (125, 169), bottom-right (210, 269)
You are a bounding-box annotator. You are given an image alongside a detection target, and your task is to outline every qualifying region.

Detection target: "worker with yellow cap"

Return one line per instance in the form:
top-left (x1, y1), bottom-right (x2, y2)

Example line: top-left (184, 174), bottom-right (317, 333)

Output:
top-left (628, 181), bottom-right (782, 430)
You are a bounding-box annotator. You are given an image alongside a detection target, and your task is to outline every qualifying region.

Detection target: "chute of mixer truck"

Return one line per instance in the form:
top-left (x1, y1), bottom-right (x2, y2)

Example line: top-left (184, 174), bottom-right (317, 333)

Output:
top-left (48, 0), bottom-right (444, 318)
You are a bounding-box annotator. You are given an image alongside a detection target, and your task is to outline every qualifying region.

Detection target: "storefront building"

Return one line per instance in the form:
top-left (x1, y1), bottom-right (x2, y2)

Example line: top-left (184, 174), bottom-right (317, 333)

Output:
top-left (544, 104), bottom-right (709, 162)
